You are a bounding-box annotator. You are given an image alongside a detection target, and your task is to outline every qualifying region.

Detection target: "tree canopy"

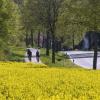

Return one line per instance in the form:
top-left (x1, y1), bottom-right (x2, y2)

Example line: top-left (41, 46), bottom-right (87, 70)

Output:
top-left (0, 0), bottom-right (100, 61)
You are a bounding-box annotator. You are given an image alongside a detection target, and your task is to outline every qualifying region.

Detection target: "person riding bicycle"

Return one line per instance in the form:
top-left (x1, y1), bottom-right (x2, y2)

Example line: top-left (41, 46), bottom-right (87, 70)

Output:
top-left (36, 50), bottom-right (40, 62)
top-left (27, 49), bottom-right (32, 62)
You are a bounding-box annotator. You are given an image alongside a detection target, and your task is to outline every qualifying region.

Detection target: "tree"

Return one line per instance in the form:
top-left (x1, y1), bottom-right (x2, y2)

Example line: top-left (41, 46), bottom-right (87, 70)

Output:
top-left (34, 0), bottom-right (63, 63)
top-left (56, 0), bottom-right (85, 49)
top-left (86, 0), bottom-right (100, 70)
top-left (0, 0), bottom-right (23, 60)
top-left (65, 0), bottom-right (100, 69)
top-left (75, 0), bottom-right (100, 69)
top-left (23, 0), bottom-right (63, 63)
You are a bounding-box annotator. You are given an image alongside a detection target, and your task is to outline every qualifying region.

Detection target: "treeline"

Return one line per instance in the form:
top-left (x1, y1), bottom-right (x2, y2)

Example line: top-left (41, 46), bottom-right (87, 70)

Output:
top-left (21, 0), bottom-right (100, 63)
top-left (0, 0), bottom-right (27, 61)
top-left (0, 0), bottom-right (100, 62)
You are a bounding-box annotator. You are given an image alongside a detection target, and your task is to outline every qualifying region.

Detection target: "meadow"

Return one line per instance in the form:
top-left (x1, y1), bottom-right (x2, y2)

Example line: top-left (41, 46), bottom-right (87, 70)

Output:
top-left (0, 62), bottom-right (100, 100)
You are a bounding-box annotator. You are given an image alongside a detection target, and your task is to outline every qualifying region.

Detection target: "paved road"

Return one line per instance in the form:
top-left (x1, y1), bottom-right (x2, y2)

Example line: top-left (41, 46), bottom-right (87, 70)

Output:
top-left (64, 51), bottom-right (100, 69)
top-left (24, 48), bottom-right (41, 63)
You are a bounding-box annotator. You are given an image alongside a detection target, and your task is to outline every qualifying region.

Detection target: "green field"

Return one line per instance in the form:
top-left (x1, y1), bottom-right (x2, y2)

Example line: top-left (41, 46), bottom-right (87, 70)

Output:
top-left (0, 62), bottom-right (100, 100)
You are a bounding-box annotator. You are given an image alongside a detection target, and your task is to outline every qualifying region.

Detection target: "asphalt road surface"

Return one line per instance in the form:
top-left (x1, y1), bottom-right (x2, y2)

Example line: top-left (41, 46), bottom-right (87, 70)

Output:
top-left (64, 51), bottom-right (100, 69)
top-left (25, 48), bottom-right (41, 63)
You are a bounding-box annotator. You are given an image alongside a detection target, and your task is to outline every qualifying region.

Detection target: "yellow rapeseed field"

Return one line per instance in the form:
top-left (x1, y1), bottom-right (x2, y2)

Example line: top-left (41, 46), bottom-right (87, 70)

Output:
top-left (0, 62), bottom-right (100, 100)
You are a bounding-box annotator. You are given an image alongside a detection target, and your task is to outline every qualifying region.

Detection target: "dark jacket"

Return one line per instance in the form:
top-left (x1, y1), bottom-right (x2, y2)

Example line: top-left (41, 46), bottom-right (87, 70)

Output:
top-left (36, 51), bottom-right (40, 57)
top-left (27, 49), bottom-right (32, 57)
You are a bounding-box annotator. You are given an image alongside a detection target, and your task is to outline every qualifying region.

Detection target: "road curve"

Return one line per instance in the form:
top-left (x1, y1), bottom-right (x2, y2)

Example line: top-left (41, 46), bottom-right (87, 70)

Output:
top-left (64, 51), bottom-right (100, 69)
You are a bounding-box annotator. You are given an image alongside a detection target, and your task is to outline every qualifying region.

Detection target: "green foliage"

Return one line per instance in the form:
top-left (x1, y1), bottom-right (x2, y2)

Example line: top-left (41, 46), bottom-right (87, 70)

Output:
top-left (8, 46), bottom-right (25, 61)
top-left (0, 0), bottom-right (24, 60)
top-left (0, 0), bottom-right (100, 60)
top-left (56, 0), bottom-right (100, 47)
top-left (40, 48), bottom-right (78, 67)
top-left (0, 0), bottom-right (9, 38)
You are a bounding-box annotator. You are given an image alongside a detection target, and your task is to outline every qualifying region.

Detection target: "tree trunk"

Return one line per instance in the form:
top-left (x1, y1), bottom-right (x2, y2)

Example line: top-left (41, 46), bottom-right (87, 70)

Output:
top-left (38, 32), bottom-right (40, 47)
top-left (52, 34), bottom-right (56, 63)
top-left (93, 48), bottom-right (97, 70)
top-left (31, 30), bottom-right (34, 47)
top-left (73, 33), bottom-right (75, 50)
top-left (58, 41), bottom-right (61, 51)
top-left (25, 33), bottom-right (28, 47)
top-left (93, 35), bottom-right (98, 70)
top-left (46, 32), bottom-right (50, 56)
top-left (42, 35), bottom-right (45, 48)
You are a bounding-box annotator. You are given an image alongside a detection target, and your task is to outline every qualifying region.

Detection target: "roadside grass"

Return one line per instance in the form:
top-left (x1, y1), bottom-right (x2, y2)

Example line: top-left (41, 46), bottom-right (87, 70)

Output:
top-left (40, 48), bottom-right (80, 68)
top-left (8, 46), bottom-right (25, 61)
